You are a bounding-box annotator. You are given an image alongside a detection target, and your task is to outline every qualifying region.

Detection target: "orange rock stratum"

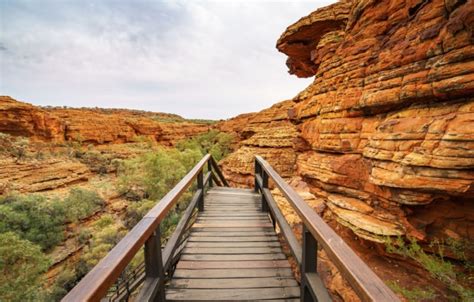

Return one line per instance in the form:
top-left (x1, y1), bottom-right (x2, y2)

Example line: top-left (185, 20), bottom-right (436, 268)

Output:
top-left (0, 96), bottom-right (211, 145)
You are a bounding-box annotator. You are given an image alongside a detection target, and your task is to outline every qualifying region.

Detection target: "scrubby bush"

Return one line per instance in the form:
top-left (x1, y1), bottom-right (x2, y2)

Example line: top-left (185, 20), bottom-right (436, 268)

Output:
top-left (0, 232), bottom-right (50, 301)
top-left (0, 195), bottom-right (66, 250)
top-left (176, 130), bottom-right (234, 161)
top-left (386, 280), bottom-right (437, 302)
top-left (76, 215), bottom-right (127, 277)
top-left (63, 188), bottom-right (104, 222)
top-left (0, 189), bottom-right (104, 250)
top-left (48, 269), bottom-right (77, 301)
top-left (385, 237), bottom-right (474, 301)
top-left (117, 147), bottom-right (201, 201)
top-left (0, 133), bottom-right (30, 159)
top-left (124, 199), bottom-right (156, 229)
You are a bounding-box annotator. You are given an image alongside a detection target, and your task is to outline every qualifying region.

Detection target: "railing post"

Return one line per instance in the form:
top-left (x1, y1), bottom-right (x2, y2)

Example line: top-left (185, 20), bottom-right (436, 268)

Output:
top-left (254, 158), bottom-right (260, 192)
top-left (301, 224), bottom-right (318, 302)
top-left (144, 225), bottom-right (165, 301)
top-left (207, 159), bottom-right (213, 187)
top-left (197, 169), bottom-right (204, 211)
top-left (261, 171), bottom-right (269, 212)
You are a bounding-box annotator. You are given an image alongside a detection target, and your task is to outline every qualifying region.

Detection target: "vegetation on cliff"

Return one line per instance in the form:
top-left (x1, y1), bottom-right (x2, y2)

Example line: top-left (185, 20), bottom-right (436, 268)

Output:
top-left (0, 128), bottom-right (233, 301)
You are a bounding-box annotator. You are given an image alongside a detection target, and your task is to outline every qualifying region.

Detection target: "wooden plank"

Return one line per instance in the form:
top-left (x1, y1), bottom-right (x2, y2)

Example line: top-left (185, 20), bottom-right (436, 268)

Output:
top-left (206, 195), bottom-right (259, 199)
top-left (200, 211), bottom-right (265, 215)
top-left (192, 228), bottom-right (272, 232)
top-left (195, 218), bottom-right (268, 222)
top-left (188, 236), bottom-right (278, 242)
top-left (166, 287), bottom-right (300, 300)
top-left (180, 253), bottom-right (286, 261)
top-left (176, 260), bottom-right (291, 269)
top-left (204, 204), bottom-right (259, 208)
top-left (206, 196), bottom-right (258, 200)
top-left (203, 207), bottom-right (260, 211)
top-left (173, 268), bottom-right (294, 279)
top-left (196, 219), bottom-right (268, 222)
top-left (193, 223), bottom-right (273, 228)
top-left (199, 213), bottom-right (267, 217)
top-left (190, 231), bottom-right (276, 237)
top-left (191, 227), bottom-right (274, 232)
top-left (186, 242), bottom-right (281, 248)
top-left (182, 247), bottom-right (282, 254)
top-left (168, 277), bottom-right (298, 289)
top-left (207, 188), bottom-right (256, 194)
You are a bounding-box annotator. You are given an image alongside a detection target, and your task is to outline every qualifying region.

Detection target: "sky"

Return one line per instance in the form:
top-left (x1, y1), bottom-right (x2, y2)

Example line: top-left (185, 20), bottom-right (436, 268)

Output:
top-left (0, 0), bottom-right (334, 119)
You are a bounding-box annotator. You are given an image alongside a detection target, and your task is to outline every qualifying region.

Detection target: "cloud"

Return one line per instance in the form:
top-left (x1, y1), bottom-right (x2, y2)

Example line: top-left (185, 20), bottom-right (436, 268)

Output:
top-left (0, 0), bottom-right (335, 119)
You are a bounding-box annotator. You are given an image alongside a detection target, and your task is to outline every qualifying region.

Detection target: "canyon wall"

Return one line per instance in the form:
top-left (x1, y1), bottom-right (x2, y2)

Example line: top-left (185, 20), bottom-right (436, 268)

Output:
top-left (219, 0), bottom-right (473, 298)
top-left (0, 96), bottom-right (211, 145)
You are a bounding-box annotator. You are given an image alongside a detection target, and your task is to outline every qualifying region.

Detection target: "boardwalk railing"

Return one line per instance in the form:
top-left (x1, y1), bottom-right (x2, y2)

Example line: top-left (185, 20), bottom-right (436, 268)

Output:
top-left (254, 156), bottom-right (400, 302)
top-left (63, 154), bottom-right (228, 302)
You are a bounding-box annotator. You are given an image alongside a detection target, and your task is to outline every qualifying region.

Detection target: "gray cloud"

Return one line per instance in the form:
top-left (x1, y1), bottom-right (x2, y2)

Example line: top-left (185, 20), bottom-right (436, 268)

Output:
top-left (0, 0), bottom-right (335, 119)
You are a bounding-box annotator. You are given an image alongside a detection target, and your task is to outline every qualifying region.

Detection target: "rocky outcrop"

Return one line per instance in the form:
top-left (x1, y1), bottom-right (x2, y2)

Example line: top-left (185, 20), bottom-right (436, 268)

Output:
top-left (51, 107), bottom-right (165, 144)
top-left (0, 159), bottom-right (91, 194)
top-left (158, 122), bottom-right (212, 146)
top-left (0, 96), bottom-right (64, 141)
top-left (220, 0), bottom-right (474, 298)
top-left (276, 1), bottom-right (352, 77)
top-left (220, 101), bottom-right (304, 187)
top-left (0, 96), bottom-right (211, 145)
top-left (222, 0), bottom-right (474, 249)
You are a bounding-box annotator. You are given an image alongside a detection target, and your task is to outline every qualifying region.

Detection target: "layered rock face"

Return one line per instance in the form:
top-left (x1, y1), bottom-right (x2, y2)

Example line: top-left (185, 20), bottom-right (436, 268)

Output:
top-left (0, 96), bottom-right (211, 145)
top-left (219, 101), bottom-right (305, 187)
top-left (0, 159), bottom-right (91, 194)
top-left (0, 96), bottom-right (64, 141)
top-left (219, 0), bottom-right (474, 291)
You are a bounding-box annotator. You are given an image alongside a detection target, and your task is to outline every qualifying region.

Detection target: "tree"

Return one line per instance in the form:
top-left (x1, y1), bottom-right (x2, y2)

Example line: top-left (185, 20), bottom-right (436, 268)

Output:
top-left (0, 195), bottom-right (65, 250)
top-left (0, 232), bottom-right (50, 301)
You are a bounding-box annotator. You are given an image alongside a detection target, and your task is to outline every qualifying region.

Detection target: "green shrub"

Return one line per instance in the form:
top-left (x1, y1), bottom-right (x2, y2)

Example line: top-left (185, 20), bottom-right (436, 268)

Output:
top-left (124, 199), bottom-right (156, 229)
top-left (0, 133), bottom-right (30, 159)
top-left (63, 188), bottom-right (104, 222)
top-left (48, 268), bottom-right (77, 302)
top-left (386, 280), bottom-right (437, 302)
top-left (0, 195), bottom-right (66, 250)
top-left (77, 215), bottom-right (127, 276)
top-left (117, 147), bottom-right (201, 201)
top-left (0, 232), bottom-right (50, 301)
top-left (386, 237), bottom-right (474, 301)
top-left (176, 130), bottom-right (234, 161)
top-left (77, 228), bottom-right (92, 245)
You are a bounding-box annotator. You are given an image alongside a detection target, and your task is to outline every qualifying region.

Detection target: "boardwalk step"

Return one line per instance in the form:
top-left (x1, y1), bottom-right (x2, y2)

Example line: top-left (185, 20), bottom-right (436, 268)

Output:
top-left (166, 188), bottom-right (299, 300)
top-left (182, 247), bottom-right (283, 254)
top-left (188, 236), bottom-right (279, 242)
top-left (166, 287), bottom-right (300, 300)
top-left (186, 241), bottom-right (281, 247)
top-left (173, 268), bottom-right (294, 279)
top-left (180, 253), bottom-right (287, 261)
top-left (169, 277), bottom-right (298, 289)
top-left (176, 260), bottom-right (291, 269)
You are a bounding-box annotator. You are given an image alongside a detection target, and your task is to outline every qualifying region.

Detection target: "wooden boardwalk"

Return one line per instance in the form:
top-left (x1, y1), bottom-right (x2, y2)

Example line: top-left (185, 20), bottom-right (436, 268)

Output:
top-left (166, 187), bottom-right (300, 301)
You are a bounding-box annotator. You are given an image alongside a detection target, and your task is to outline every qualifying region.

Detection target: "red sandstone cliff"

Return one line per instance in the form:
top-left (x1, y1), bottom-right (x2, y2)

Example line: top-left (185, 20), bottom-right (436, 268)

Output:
top-left (0, 96), bottom-right (211, 145)
top-left (219, 0), bottom-right (473, 299)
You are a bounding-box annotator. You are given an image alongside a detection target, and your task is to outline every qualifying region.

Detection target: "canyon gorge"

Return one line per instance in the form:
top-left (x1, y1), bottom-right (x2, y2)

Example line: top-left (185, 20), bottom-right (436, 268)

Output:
top-left (1, 0), bottom-right (473, 301)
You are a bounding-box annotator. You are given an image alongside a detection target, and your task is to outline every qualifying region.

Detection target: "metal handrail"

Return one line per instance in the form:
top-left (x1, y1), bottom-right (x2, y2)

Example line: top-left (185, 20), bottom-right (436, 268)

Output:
top-left (254, 155), bottom-right (400, 302)
top-left (63, 154), bottom-right (227, 302)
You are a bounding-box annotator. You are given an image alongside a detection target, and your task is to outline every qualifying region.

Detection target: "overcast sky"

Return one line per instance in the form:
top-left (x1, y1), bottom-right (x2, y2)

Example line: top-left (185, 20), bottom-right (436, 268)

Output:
top-left (1, 0), bottom-right (334, 119)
